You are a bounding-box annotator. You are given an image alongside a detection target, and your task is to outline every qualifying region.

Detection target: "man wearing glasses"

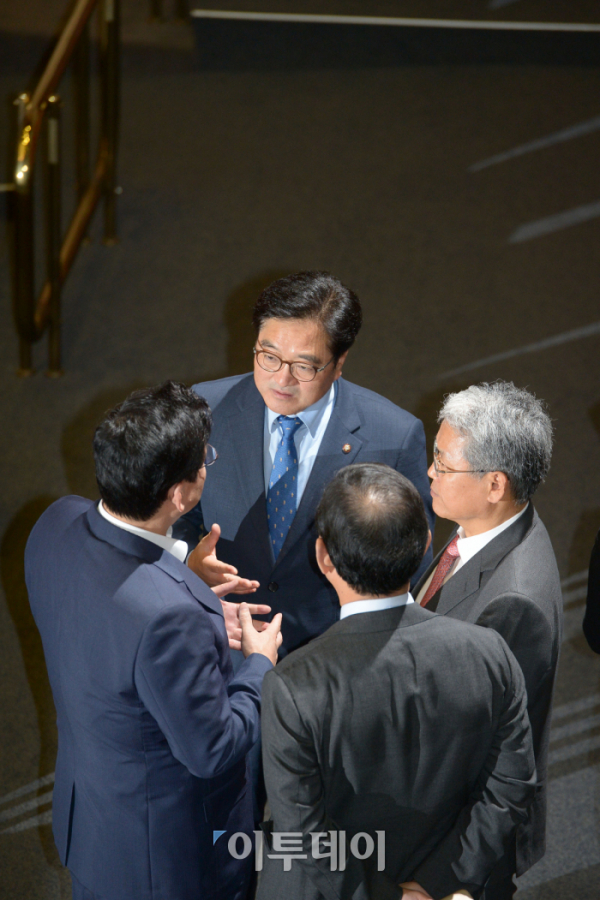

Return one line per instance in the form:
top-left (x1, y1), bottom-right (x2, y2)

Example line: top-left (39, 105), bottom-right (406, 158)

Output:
top-left (174, 270), bottom-right (433, 658)
top-left (412, 381), bottom-right (562, 900)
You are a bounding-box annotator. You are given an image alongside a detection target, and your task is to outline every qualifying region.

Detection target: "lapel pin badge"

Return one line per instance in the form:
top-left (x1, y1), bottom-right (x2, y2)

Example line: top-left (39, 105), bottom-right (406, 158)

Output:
top-left (342, 443), bottom-right (352, 454)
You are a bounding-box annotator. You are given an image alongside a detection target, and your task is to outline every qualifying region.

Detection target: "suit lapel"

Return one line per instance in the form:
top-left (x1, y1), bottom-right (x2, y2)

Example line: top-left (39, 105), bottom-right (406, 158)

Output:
top-left (432, 553), bottom-right (481, 614)
top-left (434, 503), bottom-right (536, 615)
top-left (217, 377), bottom-right (273, 562)
top-left (275, 379), bottom-right (363, 567)
top-left (225, 376), bottom-right (267, 512)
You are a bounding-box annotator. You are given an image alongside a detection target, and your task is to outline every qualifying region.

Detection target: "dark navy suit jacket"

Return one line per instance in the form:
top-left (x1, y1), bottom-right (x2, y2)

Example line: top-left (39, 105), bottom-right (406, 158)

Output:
top-left (174, 374), bottom-right (434, 655)
top-left (25, 496), bottom-right (273, 900)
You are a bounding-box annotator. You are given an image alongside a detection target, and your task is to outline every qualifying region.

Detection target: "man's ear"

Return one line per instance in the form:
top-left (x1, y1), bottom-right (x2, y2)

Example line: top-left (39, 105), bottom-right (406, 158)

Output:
top-left (316, 536), bottom-right (335, 578)
top-left (169, 482), bottom-right (187, 514)
top-left (333, 350), bottom-right (349, 379)
top-left (487, 471), bottom-right (511, 505)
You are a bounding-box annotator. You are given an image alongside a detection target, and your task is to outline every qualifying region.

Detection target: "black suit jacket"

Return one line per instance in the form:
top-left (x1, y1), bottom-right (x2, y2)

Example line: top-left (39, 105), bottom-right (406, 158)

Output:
top-left (258, 604), bottom-right (536, 900)
top-left (413, 504), bottom-right (563, 875)
top-left (583, 527), bottom-right (600, 653)
top-left (174, 374), bottom-right (433, 655)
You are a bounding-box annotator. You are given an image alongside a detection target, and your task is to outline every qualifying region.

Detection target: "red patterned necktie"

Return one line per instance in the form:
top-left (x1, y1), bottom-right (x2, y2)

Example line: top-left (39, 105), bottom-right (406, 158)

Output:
top-left (420, 536), bottom-right (460, 607)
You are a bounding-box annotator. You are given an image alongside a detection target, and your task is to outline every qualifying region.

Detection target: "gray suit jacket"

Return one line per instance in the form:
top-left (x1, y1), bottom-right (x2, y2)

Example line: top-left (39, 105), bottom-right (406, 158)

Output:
top-left (413, 503), bottom-right (563, 875)
top-left (257, 604), bottom-right (536, 900)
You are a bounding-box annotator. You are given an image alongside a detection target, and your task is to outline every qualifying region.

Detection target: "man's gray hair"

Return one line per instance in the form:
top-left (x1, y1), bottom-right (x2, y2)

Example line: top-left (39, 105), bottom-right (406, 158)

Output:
top-left (439, 381), bottom-right (553, 504)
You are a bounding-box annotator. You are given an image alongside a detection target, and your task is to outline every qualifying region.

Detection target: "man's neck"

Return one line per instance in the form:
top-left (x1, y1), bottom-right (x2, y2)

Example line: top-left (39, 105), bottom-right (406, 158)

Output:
top-left (457, 501), bottom-right (527, 539)
top-left (338, 583), bottom-right (410, 607)
top-left (102, 504), bottom-right (173, 537)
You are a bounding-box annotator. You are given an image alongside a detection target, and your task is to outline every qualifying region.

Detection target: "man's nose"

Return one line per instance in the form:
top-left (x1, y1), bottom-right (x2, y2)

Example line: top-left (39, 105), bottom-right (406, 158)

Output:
top-left (273, 363), bottom-right (297, 386)
top-left (427, 461), bottom-right (437, 480)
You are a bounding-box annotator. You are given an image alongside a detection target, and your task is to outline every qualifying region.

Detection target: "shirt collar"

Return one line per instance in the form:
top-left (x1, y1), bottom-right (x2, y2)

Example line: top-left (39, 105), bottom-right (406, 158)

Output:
top-left (98, 501), bottom-right (188, 563)
top-left (340, 591), bottom-right (414, 619)
top-left (456, 502), bottom-right (529, 567)
top-left (266, 381), bottom-right (338, 438)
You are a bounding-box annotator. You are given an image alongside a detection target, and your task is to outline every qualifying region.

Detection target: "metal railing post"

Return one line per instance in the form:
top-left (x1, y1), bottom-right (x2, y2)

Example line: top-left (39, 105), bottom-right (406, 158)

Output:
top-left (10, 0), bottom-right (120, 375)
top-left (13, 94), bottom-right (35, 376)
top-left (102, 0), bottom-right (120, 245)
top-left (46, 96), bottom-right (63, 376)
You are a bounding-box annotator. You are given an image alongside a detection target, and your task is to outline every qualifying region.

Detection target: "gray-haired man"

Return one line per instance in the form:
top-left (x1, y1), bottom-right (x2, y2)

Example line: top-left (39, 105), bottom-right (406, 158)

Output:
top-left (413, 381), bottom-right (563, 900)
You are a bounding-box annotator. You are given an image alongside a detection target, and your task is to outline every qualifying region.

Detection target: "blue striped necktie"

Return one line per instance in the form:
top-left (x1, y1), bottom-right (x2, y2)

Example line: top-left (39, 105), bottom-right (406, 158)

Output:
top-left (267, 416), bottom-right (303, 558)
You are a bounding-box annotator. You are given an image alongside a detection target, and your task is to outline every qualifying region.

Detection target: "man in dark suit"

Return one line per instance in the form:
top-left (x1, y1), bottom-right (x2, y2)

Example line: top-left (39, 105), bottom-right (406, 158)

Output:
top-left (412, 382), bottom-right (562, 900)
top-left (174, 271), bottom-right (433, 656)
top-left (583, 528), bottom-right (600, 652)
top-left (25, 381), bottom-right (282, 900)
top-left (258, 464), bottom-right (536, 900)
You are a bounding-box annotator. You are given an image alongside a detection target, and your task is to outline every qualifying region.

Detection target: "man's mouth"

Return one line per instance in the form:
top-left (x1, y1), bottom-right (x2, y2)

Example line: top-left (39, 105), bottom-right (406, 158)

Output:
top-left (271, 388), bottom-right (294, 399)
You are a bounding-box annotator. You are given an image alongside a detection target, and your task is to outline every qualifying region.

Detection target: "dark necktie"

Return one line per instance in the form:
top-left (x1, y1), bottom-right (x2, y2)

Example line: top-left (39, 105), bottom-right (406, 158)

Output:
top-left (267, 416), bottom-right (303, 559)
top-left (420, 535), bottom-right (460, 607)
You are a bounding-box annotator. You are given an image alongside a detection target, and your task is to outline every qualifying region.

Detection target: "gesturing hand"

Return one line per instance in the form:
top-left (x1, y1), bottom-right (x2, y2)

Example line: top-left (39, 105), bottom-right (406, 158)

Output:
top-left (399, 882), bottom-right (433, 900)
top-left (239, 603), bottom-right (283, 666)
top-left (217, 599), bottom-right (272, 650)
top-left (188, 523), bottom-right (259, 593)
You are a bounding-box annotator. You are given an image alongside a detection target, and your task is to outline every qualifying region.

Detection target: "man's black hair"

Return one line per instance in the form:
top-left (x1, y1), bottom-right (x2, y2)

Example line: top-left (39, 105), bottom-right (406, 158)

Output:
top-left (93, 381), bottom-right (211, 521)
top-left (252, 271), bottom-right (362, 360)
top-left (316, 464), bottom-right (429, 596)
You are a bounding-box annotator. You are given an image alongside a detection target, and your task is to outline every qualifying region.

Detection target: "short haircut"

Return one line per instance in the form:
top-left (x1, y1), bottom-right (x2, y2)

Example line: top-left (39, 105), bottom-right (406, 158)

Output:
top-left (439, 381), bottom-right (553, 504)
top-left (252, 271), bottom-right (362, 360)
top-left (93, 381), bottom-right (211, 521)
top-left (316, 464), bottom-right (429, 596)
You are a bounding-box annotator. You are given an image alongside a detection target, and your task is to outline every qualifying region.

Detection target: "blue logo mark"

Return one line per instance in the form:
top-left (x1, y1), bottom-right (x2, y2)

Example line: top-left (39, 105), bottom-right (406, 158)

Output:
top-left (213, 830), bottom-right (227, 845)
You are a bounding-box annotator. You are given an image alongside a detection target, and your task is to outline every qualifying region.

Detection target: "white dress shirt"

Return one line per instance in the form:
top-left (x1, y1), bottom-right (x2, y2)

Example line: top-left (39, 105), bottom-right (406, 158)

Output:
top-left (452, 503), bottom-right (529, 576)
top-left (263, 381), bottom-right (337, 503)
top-left (98, 500), bottom-right (189, 563)
top-left (340, 591), bottom-right (414, 619)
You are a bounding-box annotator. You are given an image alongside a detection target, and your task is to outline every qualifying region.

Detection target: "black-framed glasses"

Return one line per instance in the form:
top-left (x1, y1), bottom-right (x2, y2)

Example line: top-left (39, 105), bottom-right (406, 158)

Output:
top-left (253, 345), bottom-right (334, 383)
top-left (204, 444), bottom-right (218, 467)
top-left (432, 446), bottom-right (487, 477)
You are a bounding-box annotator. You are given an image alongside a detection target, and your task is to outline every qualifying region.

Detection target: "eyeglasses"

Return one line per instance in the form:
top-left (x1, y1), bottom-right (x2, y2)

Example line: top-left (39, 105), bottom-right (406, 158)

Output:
top-left (204, 444), bottom-right (218, 467)
top-left (432, 446), bottom-right (487, 477)
top-left (253, 345), bottom-right (334, 383)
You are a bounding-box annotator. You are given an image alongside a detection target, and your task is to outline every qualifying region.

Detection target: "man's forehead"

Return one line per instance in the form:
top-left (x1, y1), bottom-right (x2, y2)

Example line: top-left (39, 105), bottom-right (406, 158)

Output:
top-left (435, 423), bottom-right (466, 456)
top-left (258, 318), bottom-right (329, 359)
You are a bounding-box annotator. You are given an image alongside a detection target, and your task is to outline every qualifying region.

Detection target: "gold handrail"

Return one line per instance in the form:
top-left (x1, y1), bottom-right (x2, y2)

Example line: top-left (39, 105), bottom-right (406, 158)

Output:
top-left (12, 0), bottom-right (120, 375)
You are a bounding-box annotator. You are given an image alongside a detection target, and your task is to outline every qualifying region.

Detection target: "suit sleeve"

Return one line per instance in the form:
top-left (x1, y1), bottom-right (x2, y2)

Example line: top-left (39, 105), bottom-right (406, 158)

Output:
top-left (395, 416), bottom-right (434, 584)
top-left (583, 529), bottom-right (600, 653)
top-left (412, 642), bottom-right (536, 900)
top-left (475, 592), bottom-right (556, 762)
top-left (135, 603), bottom-right (272, 778)
top-left (476, 594), bottom-right (554, 695)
